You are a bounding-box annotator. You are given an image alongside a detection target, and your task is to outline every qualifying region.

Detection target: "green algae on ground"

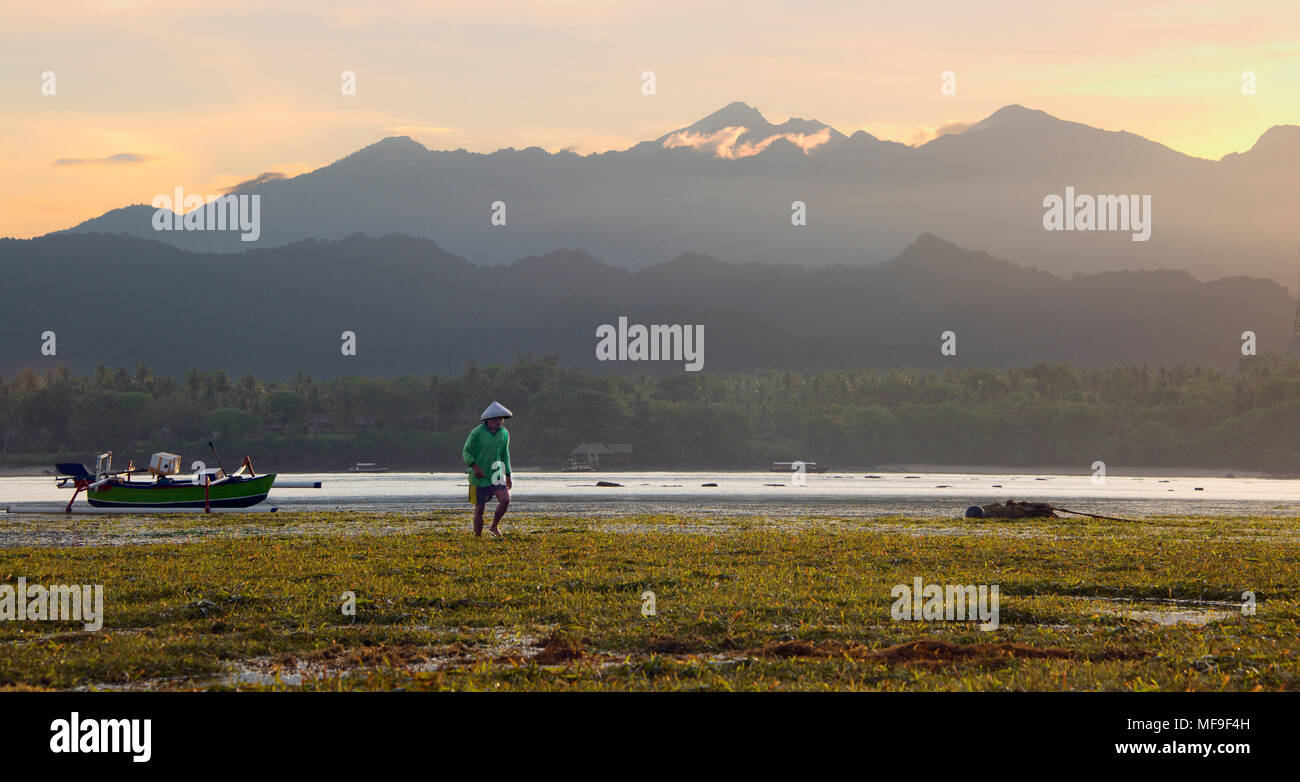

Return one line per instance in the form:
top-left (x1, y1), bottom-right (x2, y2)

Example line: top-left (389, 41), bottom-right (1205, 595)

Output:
top-left (0, 511), bottom-right (1296, 691)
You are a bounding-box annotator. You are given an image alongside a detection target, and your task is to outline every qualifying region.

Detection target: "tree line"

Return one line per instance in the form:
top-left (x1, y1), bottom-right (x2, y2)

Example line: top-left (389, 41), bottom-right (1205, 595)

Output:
top-left (2, 355), bottom-right (1299, 473)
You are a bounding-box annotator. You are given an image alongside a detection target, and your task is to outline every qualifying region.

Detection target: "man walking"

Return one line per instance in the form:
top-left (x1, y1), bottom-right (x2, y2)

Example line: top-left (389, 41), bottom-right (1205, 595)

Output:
top-left (463, 401), bottom-right (513, 538)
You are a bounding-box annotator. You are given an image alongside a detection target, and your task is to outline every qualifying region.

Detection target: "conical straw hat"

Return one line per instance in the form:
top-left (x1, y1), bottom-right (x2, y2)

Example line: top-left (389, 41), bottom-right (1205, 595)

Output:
top-left (480, 401), bottom-right (513, 420)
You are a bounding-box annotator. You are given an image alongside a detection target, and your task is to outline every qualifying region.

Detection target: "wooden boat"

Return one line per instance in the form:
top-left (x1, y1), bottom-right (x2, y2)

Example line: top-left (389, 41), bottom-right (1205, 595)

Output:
top-left (55, 449), bottom-right (275, 512)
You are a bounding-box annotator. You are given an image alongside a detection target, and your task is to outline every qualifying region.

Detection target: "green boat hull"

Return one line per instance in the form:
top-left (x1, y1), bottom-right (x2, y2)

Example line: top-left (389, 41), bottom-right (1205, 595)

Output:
top-left (86, 474), bottom-right (276, 508)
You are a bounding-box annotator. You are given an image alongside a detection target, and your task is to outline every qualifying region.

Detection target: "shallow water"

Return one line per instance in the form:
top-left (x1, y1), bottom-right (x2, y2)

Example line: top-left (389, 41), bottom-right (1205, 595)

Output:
top-left (1122, 609), bottom-right (1235, 626)
top-left (4, 470), bottom-right (1299, 518)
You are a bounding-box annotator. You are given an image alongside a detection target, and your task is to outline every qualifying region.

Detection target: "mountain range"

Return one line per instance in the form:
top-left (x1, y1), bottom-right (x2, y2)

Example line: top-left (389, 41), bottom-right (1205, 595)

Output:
top-left (55, 102), bottom-right (1300, 287)
top-left (1, 231), bottom-right (1291, 379)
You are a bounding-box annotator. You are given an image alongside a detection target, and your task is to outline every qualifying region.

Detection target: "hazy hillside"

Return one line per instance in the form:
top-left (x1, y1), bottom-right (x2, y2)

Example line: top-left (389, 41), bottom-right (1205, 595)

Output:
top-left (56, 103), bottom-right (1300, 287)
top-left (1, 232), bottom-right (1292, 379)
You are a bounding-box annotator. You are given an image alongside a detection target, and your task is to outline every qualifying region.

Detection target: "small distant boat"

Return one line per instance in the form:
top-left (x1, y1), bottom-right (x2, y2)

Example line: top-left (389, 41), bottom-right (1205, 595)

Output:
top-left (348, 462), bottom-right (389, 473)
top-left (55, 450), bottom-right (274, 511)
top-left (561, 462), bottom-right (595, 473)
top-left (770, 461), bottom-right (828, 473)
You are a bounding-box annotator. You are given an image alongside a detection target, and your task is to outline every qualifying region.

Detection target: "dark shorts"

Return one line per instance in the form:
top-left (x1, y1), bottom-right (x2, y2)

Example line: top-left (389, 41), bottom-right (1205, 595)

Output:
top-left (473, 484), bottom-right (508, 507)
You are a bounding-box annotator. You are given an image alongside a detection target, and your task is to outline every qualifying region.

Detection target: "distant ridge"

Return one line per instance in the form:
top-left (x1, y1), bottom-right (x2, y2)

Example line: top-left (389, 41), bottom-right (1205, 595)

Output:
top-left (1, 231), bottom-right (1292, 378)
top-left (51, 102), bottom-right (1300, 287)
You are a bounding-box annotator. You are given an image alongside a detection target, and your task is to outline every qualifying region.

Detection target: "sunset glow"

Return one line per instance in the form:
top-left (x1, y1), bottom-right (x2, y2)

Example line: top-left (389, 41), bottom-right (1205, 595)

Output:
top-left (2, 0), bottom-right (1297, 238)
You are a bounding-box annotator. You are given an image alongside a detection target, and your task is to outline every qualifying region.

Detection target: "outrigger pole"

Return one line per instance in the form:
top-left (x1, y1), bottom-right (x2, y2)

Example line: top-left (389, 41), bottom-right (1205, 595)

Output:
top-left (61, 456), bottom-right (112, 513)
top-left (65, 479), bottom-right (85, 513)
top-left (208, 441), bottom-right (227, 475)
top-left (216, 439), bottom-right (258, 477)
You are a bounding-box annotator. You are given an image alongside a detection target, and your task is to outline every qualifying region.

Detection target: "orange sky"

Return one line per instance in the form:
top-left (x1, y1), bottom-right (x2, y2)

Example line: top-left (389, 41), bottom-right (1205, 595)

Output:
top-left (2, 0), bottom-right (1297, 238)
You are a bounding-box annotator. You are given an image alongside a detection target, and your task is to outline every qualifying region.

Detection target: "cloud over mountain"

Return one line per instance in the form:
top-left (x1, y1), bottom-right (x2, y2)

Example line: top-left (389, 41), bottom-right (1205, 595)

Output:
top-left (222, 171), bottom-right (287, 193)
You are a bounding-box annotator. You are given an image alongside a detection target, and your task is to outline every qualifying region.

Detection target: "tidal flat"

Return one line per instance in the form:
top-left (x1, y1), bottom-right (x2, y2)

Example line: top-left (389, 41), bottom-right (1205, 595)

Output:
top-left (1, 510), bottom-right (1296, 691)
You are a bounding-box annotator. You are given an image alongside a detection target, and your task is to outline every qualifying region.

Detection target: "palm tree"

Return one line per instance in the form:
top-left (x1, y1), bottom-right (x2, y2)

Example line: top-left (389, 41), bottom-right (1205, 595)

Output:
top-left (133, 364), bottom-right (154, 392)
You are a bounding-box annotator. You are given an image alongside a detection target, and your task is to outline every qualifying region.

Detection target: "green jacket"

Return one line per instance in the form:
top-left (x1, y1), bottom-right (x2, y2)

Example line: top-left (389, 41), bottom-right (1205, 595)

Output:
top-left (463, 423), bottom-right (511, 488)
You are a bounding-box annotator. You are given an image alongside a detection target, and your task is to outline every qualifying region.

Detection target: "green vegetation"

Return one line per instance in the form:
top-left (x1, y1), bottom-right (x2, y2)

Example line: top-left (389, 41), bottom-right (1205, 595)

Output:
top-left (3, 354), bottom-right (1300, 471)
top-left (1, 511), bottom-right (1297, 691)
